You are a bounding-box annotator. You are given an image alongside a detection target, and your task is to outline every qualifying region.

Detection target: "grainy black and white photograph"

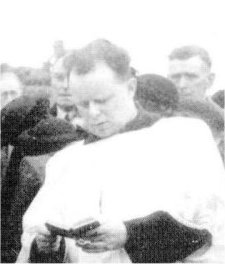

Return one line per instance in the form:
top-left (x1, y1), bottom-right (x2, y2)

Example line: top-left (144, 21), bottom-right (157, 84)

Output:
top-left (1, 0), bottom-right (225, 263)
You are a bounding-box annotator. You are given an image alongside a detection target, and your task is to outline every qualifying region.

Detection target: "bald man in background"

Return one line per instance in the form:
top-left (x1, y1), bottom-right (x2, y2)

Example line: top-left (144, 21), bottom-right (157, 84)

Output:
top-left (0, 72), bottom-right (22, 109)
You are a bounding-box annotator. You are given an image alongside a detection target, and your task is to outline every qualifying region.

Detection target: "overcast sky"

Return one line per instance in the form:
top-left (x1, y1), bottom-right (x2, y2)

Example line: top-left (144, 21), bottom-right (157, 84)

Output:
top-left (1, 0), bottom-right (224, 93)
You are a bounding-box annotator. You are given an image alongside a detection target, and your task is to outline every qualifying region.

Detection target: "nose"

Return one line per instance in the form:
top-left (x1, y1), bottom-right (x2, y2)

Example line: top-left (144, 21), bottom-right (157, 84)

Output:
top-left (177, 76), bottom-right (189, 91)
top-left (62, 78), bottom-right (70, 92)
top-left (88, 101), bottom-right (100, 118)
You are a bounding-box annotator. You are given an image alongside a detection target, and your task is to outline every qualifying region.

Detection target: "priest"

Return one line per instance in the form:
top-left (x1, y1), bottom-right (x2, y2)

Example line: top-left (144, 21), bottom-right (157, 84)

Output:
top-left (17, 39), bottom-right (225, 263)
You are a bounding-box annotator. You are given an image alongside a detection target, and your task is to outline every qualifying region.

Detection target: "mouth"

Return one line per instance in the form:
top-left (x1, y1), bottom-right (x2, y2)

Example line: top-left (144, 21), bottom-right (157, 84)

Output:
top-left (180, 92), bottom-right (192, 98)
top-left (93, 122), bottom-right (106, 127)
top-left (59, 94), bottom-right (72, 97)
top-left (90, 121), bottom-right (109, 129)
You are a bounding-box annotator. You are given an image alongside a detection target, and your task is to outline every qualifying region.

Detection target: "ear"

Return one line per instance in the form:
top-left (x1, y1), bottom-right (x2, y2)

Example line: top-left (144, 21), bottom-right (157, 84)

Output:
top-left (127, 77), bottom-right (137, 98)
top-left (207, 72), bottom-right (215, 88)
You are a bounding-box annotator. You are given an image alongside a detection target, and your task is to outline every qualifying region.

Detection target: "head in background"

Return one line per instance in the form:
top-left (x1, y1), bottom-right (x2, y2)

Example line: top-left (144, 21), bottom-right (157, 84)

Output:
top-left (168, 46), bottom-right (215, 101)
top-left (136, 74), bottom-right (179, 116)
top-left (63, 39), bottom-right (137, 138)
top-left (50, 55), bottom-right (76, 111)
top-left (0, 72), bottom-right (23, 109)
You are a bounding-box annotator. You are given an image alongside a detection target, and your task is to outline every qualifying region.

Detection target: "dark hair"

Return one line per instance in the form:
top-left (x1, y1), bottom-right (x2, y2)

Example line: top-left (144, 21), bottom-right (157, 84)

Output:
top-left (1, 96), bottom-right (50, 147)
top-left (136, 74), bottom-right (179, 113)
top-left (169, 46), bottom-right (212, 69)
top-left (63, 39), bottom-right (131, 81)
top-left (212, 90), bottom-right (224, 109)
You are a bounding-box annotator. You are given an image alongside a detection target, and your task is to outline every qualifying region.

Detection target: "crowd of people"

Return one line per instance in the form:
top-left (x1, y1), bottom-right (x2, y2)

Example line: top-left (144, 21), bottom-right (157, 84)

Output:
top-left (1, 39), bottom-right (225, 263)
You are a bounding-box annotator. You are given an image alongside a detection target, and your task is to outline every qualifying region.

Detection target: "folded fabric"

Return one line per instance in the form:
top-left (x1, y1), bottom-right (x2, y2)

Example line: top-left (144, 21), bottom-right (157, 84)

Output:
top-left (17, 117), bottom-right (84, 155)
top-left (1, 96), bottom-right (50, 147)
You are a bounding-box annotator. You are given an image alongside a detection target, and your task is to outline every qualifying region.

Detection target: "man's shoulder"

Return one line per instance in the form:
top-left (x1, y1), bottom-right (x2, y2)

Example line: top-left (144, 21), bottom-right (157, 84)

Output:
top-left (206, 96), bottom-right (224, 113)
top-left (46, 141), bottom-right (84, 172)
top-left (129, 115), bottom-right (211, 137)
top-left (160, 116), bottom-right (210, 128)
top-left (177, 97), bottom-right (224, 132)
top-left (179, 97), bottom-right (224, 118)
top-left (157, 116), bottom-right (213, 137)
top-left (137, 116), bottom-right (214, 151)
top-left (124, 106), bottom-right (160, 133)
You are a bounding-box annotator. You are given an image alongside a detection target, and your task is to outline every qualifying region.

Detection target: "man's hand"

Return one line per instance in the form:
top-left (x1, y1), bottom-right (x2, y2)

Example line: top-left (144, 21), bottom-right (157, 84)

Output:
top-left (76, 220), bottom-right (127, 253)
top-left (35, 232), bottom-right (61, 253)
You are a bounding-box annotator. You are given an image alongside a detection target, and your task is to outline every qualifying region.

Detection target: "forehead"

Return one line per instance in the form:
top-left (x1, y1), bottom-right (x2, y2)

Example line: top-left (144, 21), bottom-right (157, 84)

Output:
top-left (0, 80), bottom-right (21, 93)
top-left (168, 56), bottom-right (210, 75)
top-left (69, 63), bottom-right (124, 101)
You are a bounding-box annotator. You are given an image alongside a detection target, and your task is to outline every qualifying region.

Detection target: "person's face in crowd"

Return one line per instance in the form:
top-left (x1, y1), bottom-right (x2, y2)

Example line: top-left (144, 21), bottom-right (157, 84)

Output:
top-left (51, 58), bottom-right (75, 110)
top-left (0, 79), bottom-right (22, 109)
top-left (69, 63), bottom-right (137, 138)
top-left (168, 56), bottom-right (215, 100)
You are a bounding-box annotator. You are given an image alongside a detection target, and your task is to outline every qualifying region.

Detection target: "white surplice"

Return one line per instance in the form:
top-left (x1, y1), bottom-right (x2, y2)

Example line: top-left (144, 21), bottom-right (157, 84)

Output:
top-left (17, 117), bottom-right (225, 263)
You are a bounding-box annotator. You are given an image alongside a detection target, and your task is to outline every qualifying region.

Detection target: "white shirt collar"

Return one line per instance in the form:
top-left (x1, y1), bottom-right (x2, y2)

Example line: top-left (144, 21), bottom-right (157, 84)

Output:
top-left (56, 105), bottom-right (76, 121)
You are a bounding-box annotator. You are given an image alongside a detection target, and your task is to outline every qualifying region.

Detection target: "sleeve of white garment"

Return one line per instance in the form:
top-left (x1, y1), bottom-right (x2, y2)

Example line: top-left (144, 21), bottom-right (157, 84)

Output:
top-left (16, 143), bottom-right (81, 263)
top-left (16, 155), bottom-right (67, 263)
top-left (124, 118), bottom-right (225, 263)
top-left (173, 119), bottom-right (225, 263)
top-left (17, 141), bottom-right (99, 263)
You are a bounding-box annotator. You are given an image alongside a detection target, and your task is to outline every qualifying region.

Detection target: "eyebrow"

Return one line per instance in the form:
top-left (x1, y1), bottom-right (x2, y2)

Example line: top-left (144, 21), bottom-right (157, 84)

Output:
top-left (52, 72), bottom-right (64, 76)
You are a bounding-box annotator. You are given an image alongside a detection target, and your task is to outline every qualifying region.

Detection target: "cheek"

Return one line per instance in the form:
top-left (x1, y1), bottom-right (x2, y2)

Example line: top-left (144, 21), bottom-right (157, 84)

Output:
top-left (102, 100), bottom-right (121, 118)
top-left (106, 99), bottom-right (127, 121)
top-left (193, 77), bottom-right (205, 85)
top-left (76, 107), bottom-right (89, 120)
top-left (52, 80), bottom-right (63, 90)
top-left (49, 87), bottom-right (58, 98)
top-left (193, 79), bottom-right (207, 91)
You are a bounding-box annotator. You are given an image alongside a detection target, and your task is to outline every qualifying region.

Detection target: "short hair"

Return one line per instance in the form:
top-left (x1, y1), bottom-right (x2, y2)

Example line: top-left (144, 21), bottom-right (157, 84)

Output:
top-left (136, 74), bottom-right (179, 113)
top-left (63, 39), bottom-right (131, 81)
top-left (169, 46), bottom-right (212, 69)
